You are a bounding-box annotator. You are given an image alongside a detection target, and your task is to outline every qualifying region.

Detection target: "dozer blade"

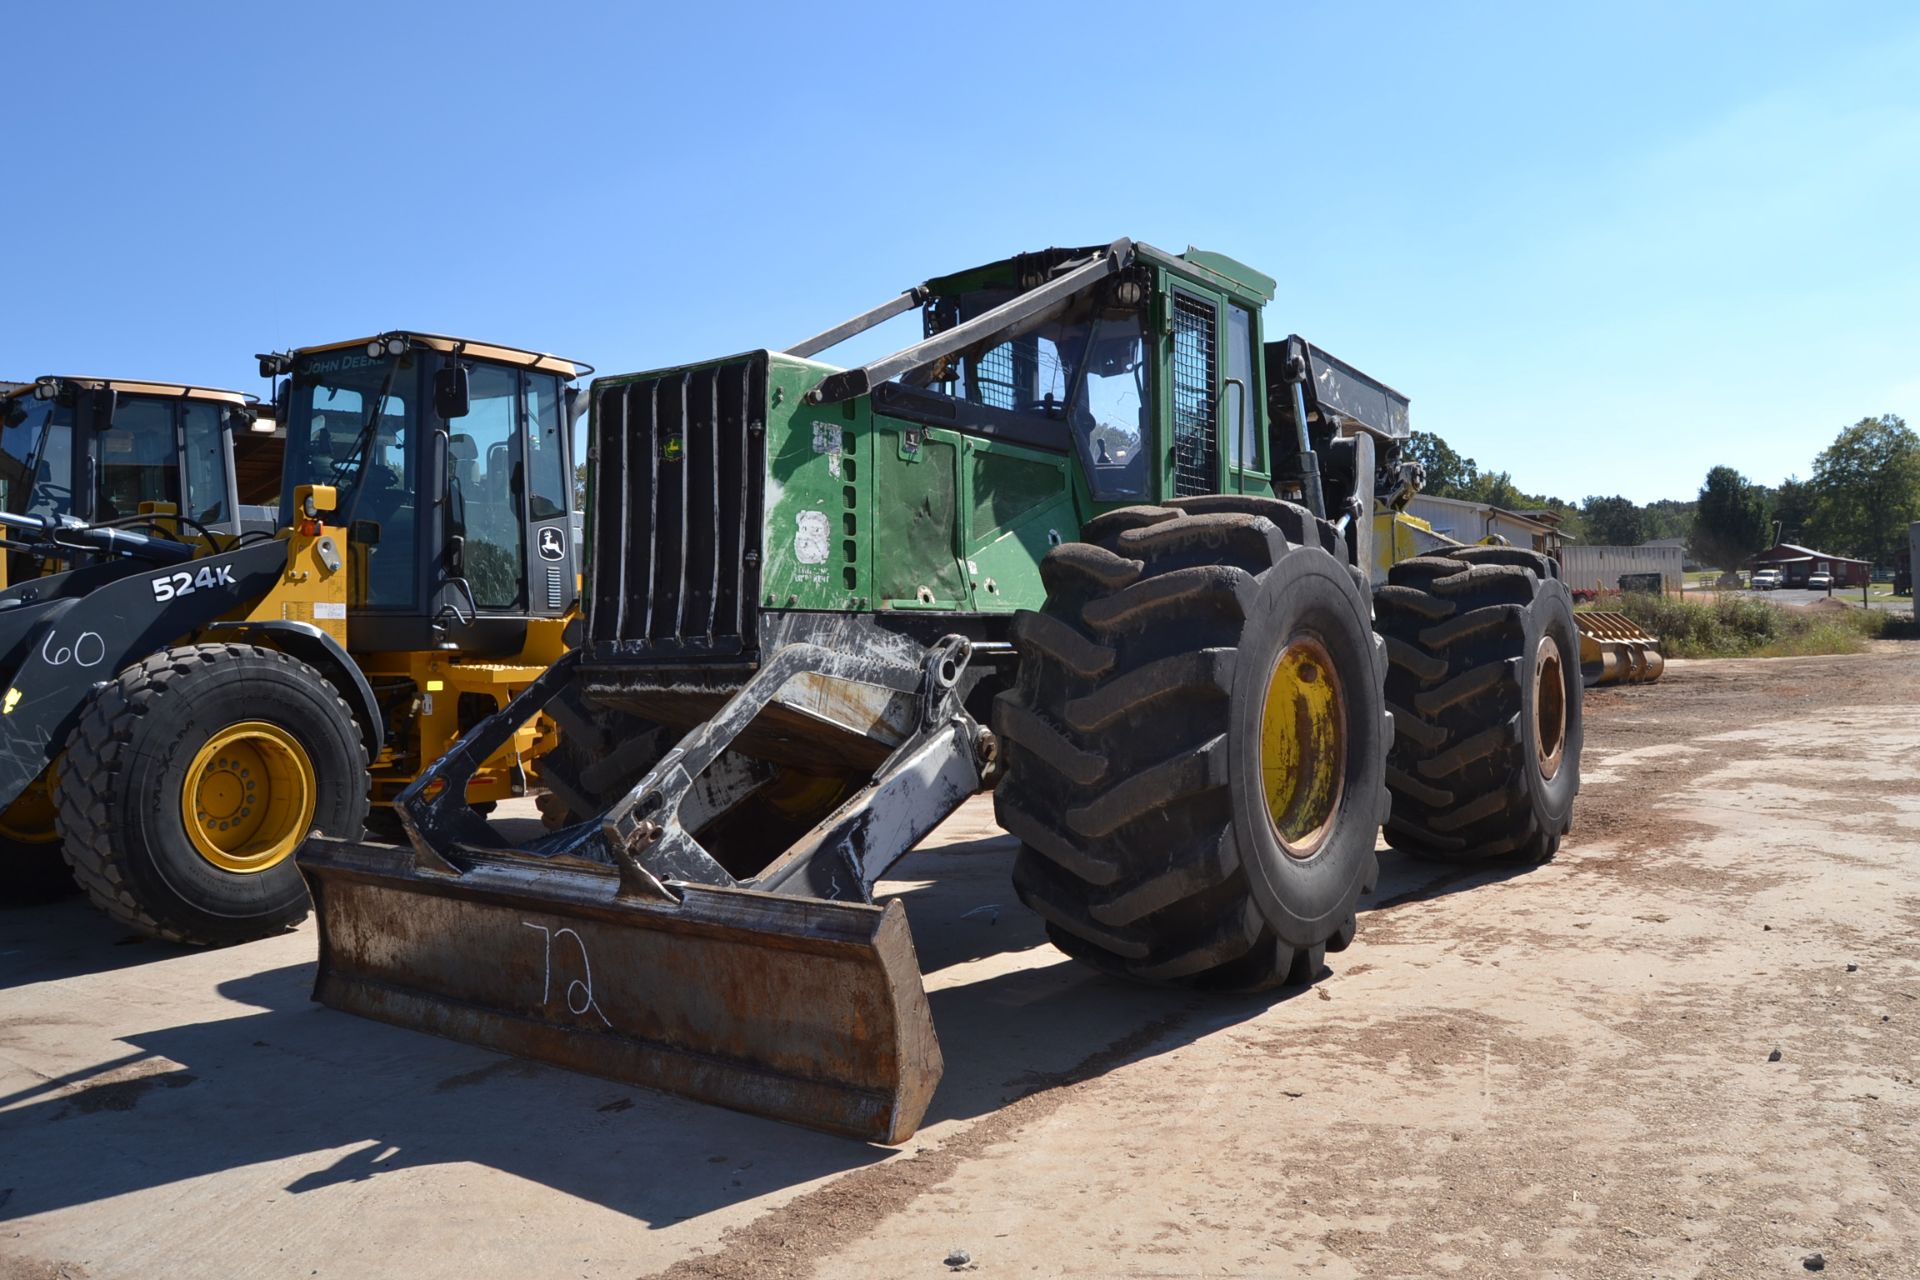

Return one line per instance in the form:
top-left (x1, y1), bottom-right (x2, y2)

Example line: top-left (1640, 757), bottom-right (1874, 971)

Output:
top-left (1575, 610), bottom-right (1666, 686)
top-left (301, 836), bottom-right (943, 1144)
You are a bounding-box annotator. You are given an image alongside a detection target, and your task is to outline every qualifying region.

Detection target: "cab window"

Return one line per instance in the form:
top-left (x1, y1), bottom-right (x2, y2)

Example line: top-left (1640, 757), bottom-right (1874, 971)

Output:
top-left (1073, 312), bottom-right (1149, 499)
top-left (523, 373), bottom-right (569, 522)
top-left (1, 396), bottom-right (74, 519)
top-left (1225, 304), bottom-right (1260, 473)
top-left (283, 353), bottom-right (419, 609)
top-left (181, 401), bottom-right (231, 526)
top-left (97, 397), bottom-right (179, 520)
top-left (453, 365), bottom-right (526, 609)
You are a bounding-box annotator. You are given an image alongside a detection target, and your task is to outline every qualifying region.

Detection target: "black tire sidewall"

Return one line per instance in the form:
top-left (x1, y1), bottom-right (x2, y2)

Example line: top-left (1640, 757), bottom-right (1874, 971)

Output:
top-left (1228, 548), bottom-right (1385, 946)
top-left (1521, 579), bottom-right (1582, 834)
top-left (100, 653), bottom-right (365, 935)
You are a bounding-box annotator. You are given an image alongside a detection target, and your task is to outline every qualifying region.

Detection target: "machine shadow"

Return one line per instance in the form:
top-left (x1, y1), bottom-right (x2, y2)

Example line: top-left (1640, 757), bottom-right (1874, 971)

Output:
top-left (0, 959), bottom-right (893, 1228)
top-left (1360, 845), bottom-right (1546, 913)
top-left (0, 895), bottom-right (189, 989)
top-left (1, 828), bottom-right (1541, 1227)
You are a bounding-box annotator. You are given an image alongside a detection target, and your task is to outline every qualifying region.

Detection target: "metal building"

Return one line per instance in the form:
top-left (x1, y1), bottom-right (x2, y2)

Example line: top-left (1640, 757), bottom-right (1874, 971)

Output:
top-left (1558, 544), bottom-right (1685, 595)
top-left (1402, 495), bottom-right (1559, 554)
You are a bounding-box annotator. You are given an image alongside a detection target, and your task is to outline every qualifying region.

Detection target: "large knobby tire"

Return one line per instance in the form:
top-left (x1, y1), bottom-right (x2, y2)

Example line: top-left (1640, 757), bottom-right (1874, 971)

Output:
top-left (54, 643), bottom-right (370, 945)
top-left (1375, 545), bottom-right (1582, 861)
top-left (993, 496), bottom-right (1389, 991)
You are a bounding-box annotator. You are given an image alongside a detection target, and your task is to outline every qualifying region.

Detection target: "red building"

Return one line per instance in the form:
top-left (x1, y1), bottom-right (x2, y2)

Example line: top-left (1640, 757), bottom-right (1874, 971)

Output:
top-left (1748, 542), bottom-right (1870, 587)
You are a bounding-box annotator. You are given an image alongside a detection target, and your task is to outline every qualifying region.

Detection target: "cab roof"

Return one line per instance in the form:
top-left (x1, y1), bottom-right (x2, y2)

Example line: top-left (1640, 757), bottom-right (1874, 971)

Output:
top-left (923, 241), bottom-right (1277, 305)
top-left (291, 331), bottom-right (590, 378)
top-left (1, 377), bottom-right (253, 407)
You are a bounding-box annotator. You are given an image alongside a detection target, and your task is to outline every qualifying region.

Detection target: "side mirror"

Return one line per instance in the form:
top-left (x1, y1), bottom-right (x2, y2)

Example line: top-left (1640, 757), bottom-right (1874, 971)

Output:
top-left (434, 365), bottom-right (470, 421)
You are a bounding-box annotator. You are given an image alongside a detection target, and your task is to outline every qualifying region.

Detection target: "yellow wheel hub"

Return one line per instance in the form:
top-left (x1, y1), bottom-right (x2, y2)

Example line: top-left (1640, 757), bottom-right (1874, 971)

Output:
top-left (1259, 636), bottom-right (1346, 859)
top-left (1533, 634), bottom-right (1568, 782)
top-left (0, 765), bottom-right (60, 846)
top-left (182, 722), bottom-right (316, 873)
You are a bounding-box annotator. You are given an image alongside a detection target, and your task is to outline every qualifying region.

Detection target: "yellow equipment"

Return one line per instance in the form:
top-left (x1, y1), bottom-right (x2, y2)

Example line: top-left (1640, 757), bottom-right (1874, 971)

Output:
top-left (0, 334), bottom-right (590, 941)
top-left (1369, 508), bottom-right (1665, 687)
top-left (1572, 610), bottom-right (1665, 685)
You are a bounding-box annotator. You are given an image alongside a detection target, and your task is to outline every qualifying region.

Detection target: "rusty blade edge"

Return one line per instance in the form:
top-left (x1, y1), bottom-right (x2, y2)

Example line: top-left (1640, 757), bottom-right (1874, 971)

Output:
top-left (299, 837), bottom-right (943, 1144)
top-left (313, 970), bottom-right (918, 1142)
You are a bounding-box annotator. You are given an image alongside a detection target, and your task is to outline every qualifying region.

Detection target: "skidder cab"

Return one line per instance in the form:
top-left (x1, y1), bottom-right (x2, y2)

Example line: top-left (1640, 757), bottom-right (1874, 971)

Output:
top-left (300, 241), bottom-right (1583, 1143)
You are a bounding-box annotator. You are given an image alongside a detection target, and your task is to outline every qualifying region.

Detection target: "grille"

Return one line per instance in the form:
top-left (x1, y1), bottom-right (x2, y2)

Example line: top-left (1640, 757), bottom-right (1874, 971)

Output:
top-left (584, 356), bottom-right (766, 661)
top-left (546, 567), bottom-right (564, 609)
top-left (974, 342), bottom-right (1016, 409)
top-left (1170, 293), bottom-right (1217, 497)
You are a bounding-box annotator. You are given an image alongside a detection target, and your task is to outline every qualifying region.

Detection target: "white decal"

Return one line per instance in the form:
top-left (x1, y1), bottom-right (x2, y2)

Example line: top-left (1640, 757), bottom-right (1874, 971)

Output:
top-left (151, 564), bottom-right (237, 603)
top-left (794, 510), bottom-right (830, 566)
top-left (522, 921), bottom-right (612, 1027)
top-left (39, 629), bottom-right (106, 668)
top-left (313, 602), bottom-right (347, 620)
top-left (812, 423), bottom-right (842, 478)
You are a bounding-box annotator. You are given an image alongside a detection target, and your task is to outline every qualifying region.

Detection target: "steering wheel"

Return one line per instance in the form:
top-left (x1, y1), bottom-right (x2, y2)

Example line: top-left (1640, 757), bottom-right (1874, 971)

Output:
top-left (30, 481), bottom-right (71, 511)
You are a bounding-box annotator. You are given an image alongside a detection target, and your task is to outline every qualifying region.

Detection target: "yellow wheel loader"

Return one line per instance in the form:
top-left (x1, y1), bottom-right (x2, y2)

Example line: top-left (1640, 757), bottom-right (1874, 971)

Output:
top-left (0, 334), bottom-right (588, 941)
top-left (1, 375), bottom-right (277, 900)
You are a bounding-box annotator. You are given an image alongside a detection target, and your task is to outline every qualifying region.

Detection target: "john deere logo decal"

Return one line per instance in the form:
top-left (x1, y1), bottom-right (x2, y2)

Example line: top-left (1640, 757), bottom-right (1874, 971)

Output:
top-left (537, 526), bottom-right (566, 562)
top-left (662, 435), bottom-right (685, 463)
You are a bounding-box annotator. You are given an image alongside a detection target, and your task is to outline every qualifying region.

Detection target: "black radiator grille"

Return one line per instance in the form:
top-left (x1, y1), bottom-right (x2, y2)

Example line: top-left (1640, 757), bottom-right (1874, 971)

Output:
top-left (585, 356), bottom-right (766, 661)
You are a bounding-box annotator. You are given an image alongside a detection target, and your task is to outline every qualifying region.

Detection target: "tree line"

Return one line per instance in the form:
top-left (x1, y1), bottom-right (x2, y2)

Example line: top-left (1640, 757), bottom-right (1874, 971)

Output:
top-left (1407, 414), bottom-right (1920, 570)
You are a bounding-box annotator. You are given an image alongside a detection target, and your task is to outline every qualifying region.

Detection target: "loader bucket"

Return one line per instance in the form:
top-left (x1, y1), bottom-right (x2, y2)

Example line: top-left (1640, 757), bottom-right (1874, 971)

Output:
top-left (1575, 611), bottom-right (1666, 686)
top-left (299, 835), bottom-right (943, 1144)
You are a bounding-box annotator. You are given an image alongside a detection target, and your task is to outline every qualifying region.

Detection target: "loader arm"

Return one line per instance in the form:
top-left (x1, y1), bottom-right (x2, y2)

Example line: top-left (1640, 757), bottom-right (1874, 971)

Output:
top-left (0, 537), bottom-right (289, 810)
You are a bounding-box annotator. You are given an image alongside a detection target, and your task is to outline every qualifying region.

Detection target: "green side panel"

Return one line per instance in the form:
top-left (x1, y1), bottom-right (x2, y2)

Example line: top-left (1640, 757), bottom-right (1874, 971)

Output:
top-left (872, 424), bottom-right (967, 609)
top-left (970, 449), bottom-right (1061, 532)
top-left (961, 438), bottom-right (1074, 613)
top-left (760, 355), bottom-right (869, 611)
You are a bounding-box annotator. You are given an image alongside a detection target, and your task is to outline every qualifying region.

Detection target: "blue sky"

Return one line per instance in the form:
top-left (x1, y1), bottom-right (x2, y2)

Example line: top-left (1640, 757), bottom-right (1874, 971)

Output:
top-left (5, 1), bottom-right (1915, 504)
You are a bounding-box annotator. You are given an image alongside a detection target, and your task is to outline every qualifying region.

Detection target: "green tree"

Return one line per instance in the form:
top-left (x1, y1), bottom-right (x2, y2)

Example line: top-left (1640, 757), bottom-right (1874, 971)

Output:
top-left (1466, 470), bottom-right (1524, 510)
top-left (1404, 431), bottom-right (1479, 498)
top-left (1806, 414), bottom-right (1920, 564)
top-left (1581, 495), bottom-right (1647, 545)
top-left (1767, 474), bottom-right (1812, 544)
top-left (1690, 466), bottom-right (1771, 572)
top-left (1642, 498), bottom-right (1698, 542)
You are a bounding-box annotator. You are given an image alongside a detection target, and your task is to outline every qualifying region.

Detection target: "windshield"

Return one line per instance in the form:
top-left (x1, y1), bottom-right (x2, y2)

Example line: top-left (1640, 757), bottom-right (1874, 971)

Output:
top-left (0, 394), bottom-right (75, 519)
top-left (281, 350), bottom-right (418, 608)
top-left (905, 286), bottom-right (1150, 499)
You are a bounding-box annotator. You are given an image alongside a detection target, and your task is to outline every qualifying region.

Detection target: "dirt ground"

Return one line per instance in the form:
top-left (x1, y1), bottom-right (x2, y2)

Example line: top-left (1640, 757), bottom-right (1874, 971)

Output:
top-left (3, 645), bottom-right (1917, 1279)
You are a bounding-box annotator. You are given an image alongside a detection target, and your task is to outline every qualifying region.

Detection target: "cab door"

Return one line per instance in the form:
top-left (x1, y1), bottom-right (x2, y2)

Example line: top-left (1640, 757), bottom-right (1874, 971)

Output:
top-left (1220, 300), bottom-right (1269, 494)
top-left (446, 363), bottom-right (577, 620)
top-left (1159, 282), bottom-right (1269, 499)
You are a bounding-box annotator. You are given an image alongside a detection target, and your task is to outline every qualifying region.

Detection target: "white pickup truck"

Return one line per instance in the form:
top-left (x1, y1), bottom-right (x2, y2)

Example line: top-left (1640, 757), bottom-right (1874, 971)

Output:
top-left (1751, 568), bottom-right (1784, 590)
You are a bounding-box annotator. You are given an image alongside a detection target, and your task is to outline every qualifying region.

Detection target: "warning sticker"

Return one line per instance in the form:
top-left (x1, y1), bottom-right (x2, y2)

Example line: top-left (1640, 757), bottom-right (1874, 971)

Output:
top-left (812, 423), bottom-right (843, 478)
top-left (794, 510), bottom-right (831, 565)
